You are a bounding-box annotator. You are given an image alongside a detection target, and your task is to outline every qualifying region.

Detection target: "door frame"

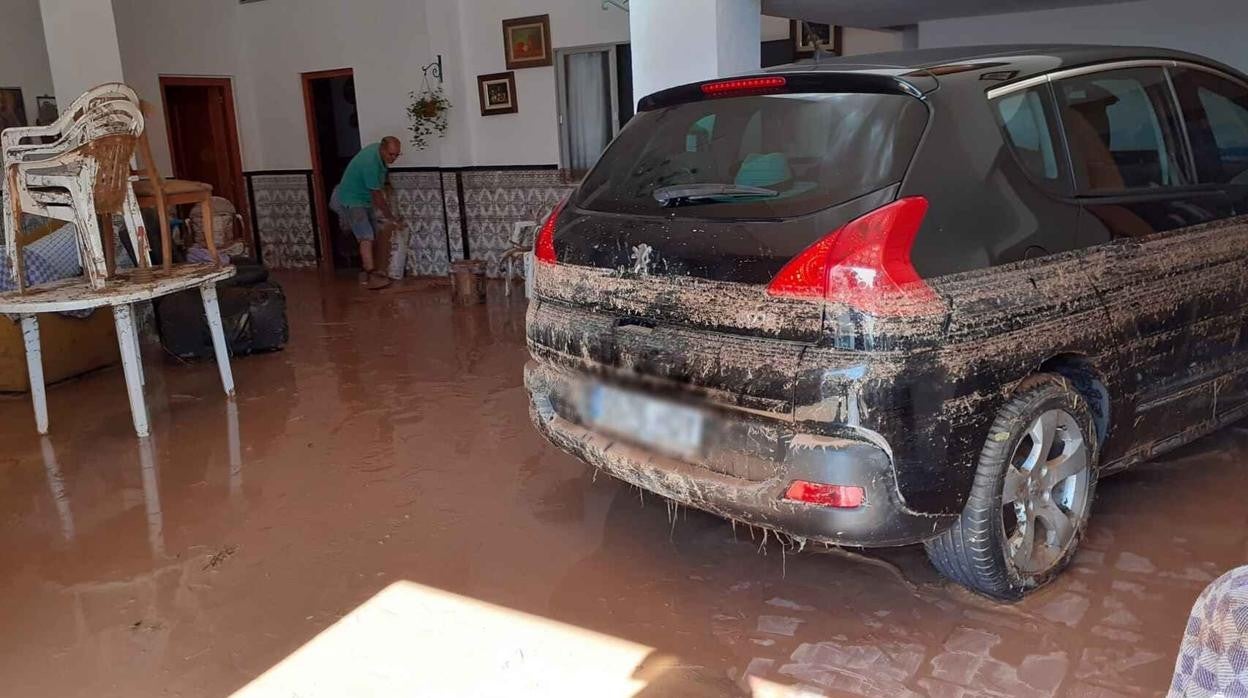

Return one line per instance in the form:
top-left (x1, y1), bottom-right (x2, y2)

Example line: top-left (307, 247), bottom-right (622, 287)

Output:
top-left (301, 67), bottom-right (355, 273)
top-left (157, 75), bottom-right (253, 252)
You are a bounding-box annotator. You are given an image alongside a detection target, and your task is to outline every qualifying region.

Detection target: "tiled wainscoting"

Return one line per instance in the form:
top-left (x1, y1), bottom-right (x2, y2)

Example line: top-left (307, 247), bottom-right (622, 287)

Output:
top-left (246, 172), bottom-right (318, 270)
top-left (245, 166), bottom-right (575, 276)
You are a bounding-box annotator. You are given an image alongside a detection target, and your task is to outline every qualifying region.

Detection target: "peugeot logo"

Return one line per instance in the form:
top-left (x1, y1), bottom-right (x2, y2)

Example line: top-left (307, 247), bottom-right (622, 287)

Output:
top-left (631, 243), bottom-right (654, 276)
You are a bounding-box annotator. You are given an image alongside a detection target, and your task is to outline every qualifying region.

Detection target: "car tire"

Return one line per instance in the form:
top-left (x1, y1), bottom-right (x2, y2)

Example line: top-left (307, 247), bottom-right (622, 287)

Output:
top-left (925, 373), bottom-right (1100, 601)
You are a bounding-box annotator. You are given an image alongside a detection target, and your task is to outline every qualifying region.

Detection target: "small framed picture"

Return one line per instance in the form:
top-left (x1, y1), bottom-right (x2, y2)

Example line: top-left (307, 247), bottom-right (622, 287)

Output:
top-left (502, 14), bottom-right (553, 70)
top-left (790, 21), bottom-right (843, 56)
top-left (0, 87), bottom-right (27, 130)
top-left (35, 95), bottom-right (57, 126)
top-left (478, 72), bottom-right (518, 116)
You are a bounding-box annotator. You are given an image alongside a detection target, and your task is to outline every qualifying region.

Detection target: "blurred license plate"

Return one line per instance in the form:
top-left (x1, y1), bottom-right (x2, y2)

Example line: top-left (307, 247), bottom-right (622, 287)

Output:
top-left (589, 385), bottom-right (704, 457)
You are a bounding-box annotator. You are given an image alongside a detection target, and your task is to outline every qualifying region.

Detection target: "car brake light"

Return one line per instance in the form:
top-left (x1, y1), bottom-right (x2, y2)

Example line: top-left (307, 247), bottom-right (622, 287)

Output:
top-left (535, 197), bottom-right (569, 265)
top-left (700, 76), bottom-right (787, 96)
top-left (766, 196), bottom-right (940, 316)
top-left (783, 481), bottom-right (865, 508)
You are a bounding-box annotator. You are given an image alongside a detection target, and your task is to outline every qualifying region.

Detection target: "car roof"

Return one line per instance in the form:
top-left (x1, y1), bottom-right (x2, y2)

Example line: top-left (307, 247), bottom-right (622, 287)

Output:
top-left (759, 44), bottom-right (1242, 93)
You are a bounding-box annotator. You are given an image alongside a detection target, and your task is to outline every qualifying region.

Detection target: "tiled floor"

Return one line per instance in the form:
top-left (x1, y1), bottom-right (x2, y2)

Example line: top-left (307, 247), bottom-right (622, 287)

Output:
top-left (0, 272), bottom-right (1243, 696)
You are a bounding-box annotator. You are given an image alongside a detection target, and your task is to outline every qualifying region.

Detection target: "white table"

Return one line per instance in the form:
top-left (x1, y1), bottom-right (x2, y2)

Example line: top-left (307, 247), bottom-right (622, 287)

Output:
top-left (0, 264), bottom-right (238, 437)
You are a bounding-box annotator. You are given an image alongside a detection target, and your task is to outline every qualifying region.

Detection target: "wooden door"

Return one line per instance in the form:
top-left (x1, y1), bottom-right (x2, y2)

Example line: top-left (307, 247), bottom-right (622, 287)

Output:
top-left (159, 76), bottom-right (252, 251)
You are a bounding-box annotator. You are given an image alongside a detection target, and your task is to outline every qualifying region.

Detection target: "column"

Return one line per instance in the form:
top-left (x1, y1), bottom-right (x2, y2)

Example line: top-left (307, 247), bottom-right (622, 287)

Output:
top-left (38, 0), bottom-right (125, 106)
top-left (630, 0), bottom-right (762, 103)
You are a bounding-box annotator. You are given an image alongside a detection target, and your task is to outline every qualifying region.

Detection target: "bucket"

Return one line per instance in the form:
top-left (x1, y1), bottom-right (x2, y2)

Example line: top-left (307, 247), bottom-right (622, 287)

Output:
top-left (450, 259), bottom-right (487, 305)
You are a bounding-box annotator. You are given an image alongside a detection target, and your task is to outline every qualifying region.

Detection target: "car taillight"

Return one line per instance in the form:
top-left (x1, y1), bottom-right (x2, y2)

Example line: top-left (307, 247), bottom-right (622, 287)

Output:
top-left (783, 481), bottom-right (865, 508)
top-left (700, 76), bottom-right (787, 97)
top-left (766, 196), bottom-right (940, 316)
top-left (535, 197), bottom-right (568, 265)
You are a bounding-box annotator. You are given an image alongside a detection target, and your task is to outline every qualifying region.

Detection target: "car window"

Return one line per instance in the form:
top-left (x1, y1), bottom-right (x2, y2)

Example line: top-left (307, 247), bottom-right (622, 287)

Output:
top-left (576, 92), bottom-right (928, 219)
top-left (1055, 67), bottom-right (1191, 192)
top-left (994, 87), bottom-right (1062, 182)
top-left (1170, 68), bottom-right (1248, 185)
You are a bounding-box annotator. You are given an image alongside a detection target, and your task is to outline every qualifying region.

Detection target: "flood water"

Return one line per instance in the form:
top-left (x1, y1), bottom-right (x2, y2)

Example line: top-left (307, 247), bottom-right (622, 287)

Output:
top-left (0, 273), bottom-right (1244, 697)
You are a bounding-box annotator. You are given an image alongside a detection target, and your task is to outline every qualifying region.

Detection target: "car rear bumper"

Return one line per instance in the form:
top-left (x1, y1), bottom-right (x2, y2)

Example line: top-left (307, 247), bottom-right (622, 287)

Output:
top-left (525, 361), bottom-right (954, 547)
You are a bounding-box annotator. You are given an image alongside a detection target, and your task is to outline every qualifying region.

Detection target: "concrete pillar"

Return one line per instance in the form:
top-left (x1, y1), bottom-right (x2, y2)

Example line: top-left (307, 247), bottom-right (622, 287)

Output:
top-left (630, 0), bottom-right (761, 104)
top-left (38, 0), bottom-right (125, 106)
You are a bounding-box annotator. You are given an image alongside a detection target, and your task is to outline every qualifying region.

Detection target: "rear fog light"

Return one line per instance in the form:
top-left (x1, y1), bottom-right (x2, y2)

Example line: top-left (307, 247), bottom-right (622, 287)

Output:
top-left (783, 480), bottom-right (865, 508)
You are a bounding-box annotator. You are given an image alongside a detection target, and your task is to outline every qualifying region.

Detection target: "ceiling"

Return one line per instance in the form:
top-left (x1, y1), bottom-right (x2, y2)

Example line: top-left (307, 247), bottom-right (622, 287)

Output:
top-left (760, 0), bottom-right (1136, 28)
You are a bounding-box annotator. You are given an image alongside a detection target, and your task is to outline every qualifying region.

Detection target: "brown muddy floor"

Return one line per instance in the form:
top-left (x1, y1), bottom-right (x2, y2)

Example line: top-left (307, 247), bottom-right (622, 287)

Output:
top-left (0, 273), bottom-right (1244, 697)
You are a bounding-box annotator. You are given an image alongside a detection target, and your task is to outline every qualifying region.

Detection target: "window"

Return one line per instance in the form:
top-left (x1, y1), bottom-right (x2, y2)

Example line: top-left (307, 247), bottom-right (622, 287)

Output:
top-left (1171, 68), bottom-right (1248, 185)
top-left (556, 45), bottom-right (631, 178)
top-left (994, 87), bottom-right (1062, 182)
top-left (576, 92), bottom-right (927, 219)
top-left (1055, 68), bottom-right (1190, 192)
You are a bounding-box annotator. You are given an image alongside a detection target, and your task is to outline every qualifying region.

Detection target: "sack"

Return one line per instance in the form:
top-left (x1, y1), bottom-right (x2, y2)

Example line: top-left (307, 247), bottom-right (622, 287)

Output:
top-left (156, 278), bottom-right (289, 359)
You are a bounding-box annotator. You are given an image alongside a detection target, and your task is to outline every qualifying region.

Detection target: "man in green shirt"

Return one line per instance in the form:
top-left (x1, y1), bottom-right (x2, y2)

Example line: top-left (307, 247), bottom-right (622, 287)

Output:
top-left (330, 136), bottom-right (402, 289)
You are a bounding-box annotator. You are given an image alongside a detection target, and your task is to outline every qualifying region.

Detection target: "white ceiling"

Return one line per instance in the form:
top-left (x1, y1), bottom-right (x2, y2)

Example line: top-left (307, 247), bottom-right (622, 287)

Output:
top-left (761, 0), bottom-right (1136, 28)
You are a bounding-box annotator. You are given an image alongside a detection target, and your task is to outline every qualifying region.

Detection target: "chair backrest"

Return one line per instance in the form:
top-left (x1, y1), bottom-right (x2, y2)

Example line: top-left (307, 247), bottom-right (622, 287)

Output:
top-left (1, 83), bottom-right (138, 157)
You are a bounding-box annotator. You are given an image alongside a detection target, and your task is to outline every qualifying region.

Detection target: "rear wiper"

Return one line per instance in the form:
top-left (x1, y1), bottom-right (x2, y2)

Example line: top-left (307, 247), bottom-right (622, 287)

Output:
top-left (653, 183), bottom-right (778, 206)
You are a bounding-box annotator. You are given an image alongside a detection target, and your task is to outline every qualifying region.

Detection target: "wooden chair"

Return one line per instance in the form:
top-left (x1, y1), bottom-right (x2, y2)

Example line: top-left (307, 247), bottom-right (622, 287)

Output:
top-left (131, 100), bottom-right (216, 271)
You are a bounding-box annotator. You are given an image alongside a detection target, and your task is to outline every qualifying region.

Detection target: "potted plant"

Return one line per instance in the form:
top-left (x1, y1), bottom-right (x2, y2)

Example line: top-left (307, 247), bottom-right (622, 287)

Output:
top-left (407, 86), bottom-right (451, 150)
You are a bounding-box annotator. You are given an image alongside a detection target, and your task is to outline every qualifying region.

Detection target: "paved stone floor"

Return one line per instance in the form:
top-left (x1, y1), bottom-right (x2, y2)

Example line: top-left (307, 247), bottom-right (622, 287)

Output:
top-left (0, 273), bottom-right (1244, 696)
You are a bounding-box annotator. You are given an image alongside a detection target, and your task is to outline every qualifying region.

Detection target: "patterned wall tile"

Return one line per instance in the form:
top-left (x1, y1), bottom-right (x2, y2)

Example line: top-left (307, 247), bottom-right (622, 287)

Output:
top-left (249, 174), bottom-right (318, 270)
top-left (390, 171), bottom-right (450, 277)
top-left (460, 169), bottom-right (574, 277)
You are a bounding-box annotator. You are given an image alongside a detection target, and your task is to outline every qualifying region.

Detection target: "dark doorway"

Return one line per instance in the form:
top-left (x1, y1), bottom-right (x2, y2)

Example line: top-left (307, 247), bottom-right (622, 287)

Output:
top-left (302, 68), bottom-right (362, 271)
top-left (159, 76), bottom-right (252, 251)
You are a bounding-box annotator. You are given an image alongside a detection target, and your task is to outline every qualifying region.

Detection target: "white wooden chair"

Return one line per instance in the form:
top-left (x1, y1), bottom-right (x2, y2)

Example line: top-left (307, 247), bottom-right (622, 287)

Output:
top-left (0, 86), bottom-right (237, 438)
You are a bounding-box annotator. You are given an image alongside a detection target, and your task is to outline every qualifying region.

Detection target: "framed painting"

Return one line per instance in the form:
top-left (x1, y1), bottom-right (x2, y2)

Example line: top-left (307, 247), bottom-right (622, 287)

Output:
top-left (35, 95), bottom-right (57, 126)
top-left (502, 14), bottom-right (553, 70)
top-left (478, 72), bottom-right (518, 116)
top-left (0, 88), bottom-right (27, 130)
top-left (790, 21), bottom-right (843, 57)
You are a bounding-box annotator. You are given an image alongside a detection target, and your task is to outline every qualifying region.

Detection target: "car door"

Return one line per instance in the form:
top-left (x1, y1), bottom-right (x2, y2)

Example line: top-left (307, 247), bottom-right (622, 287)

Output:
top-left (1169, 65), bottom-right (1248, 420)
top-left (1056, 65), bottom-right (1237, 460)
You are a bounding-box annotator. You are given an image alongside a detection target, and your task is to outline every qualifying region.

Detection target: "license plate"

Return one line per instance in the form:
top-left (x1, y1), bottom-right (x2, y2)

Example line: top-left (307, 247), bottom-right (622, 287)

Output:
top-left (588, 385), bottom-right (705, 458)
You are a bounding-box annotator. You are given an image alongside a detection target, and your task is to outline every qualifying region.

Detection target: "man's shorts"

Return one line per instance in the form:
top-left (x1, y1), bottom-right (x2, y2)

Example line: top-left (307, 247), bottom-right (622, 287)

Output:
top-left (329, 185), bottom-right (376, 241)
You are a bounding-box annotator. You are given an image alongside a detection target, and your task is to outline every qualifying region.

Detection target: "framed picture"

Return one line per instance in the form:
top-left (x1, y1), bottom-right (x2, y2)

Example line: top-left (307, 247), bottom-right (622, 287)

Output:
top-left (790, 21), bottom-right (843, 56)
top-left (478, 72), bottom-right (518, 116)
top-left (502, 14), bottom-right (553, 70)
top-left (0, 88), bottom-right (27, 130)
top-left (35, 95), bottom-right (57, 126)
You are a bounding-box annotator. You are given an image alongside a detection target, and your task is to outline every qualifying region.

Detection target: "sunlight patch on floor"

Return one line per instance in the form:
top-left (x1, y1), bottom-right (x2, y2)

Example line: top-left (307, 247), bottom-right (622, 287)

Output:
top-left (232, 581), bottom-right (656, 697)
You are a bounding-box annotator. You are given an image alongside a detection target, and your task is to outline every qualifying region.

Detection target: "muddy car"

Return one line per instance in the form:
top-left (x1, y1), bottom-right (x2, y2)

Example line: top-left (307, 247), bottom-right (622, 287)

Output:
top-left (524, 45), bottom-right (1248, 600)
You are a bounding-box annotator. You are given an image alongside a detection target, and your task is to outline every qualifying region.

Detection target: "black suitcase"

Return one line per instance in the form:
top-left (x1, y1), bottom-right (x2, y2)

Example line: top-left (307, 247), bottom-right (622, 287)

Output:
top-left (155, 271), bottom-right (289, 359)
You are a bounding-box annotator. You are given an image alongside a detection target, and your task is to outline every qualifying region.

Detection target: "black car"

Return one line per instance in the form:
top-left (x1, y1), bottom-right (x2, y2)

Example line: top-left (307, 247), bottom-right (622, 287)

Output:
top-left (524, 45), bottom-right (1248, 600)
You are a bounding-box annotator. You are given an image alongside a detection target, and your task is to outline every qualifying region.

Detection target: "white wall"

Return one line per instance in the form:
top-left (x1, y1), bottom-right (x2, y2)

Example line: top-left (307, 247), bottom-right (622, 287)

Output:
top-left (0, 0), bottom-right (54, 126)
top-left (113, 0), bottom-right (244, 174)
top-left (920, 0), bottom-right (1248, 74)
top-left (236, 0), bottom-right (435, 170)
top-left (453, 0), bottom-right (630, 167)
top-left (39, 0), bottom-right (125, 107)
top-left (842, 27), bottom-right (904, 56)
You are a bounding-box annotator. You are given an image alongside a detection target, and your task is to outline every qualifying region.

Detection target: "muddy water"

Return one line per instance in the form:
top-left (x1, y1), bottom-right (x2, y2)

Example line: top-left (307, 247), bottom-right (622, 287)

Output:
top-left (0, 273), bottom-right (1244, 697)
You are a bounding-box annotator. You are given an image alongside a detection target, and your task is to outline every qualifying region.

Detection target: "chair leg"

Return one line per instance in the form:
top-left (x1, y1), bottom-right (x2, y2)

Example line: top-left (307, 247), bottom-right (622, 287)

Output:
top-left (101, 213), bottom-right (116, 278)
top-left (113, 303), bottom-right (150, 437)
top-left (21, 315), bottom-right (48, 434)
top-left (6, 167), bottom-right (26, 292)
top-left (72, 182), bottom-right (110, 290)
top-left (505, 258), bottom-right (513, 297)
top-left (202, 195), bottom-right (218, 265)
top-left (200, 283), bottom-right (235, 396)
top-left (122, 188), bottom-right (152, 268)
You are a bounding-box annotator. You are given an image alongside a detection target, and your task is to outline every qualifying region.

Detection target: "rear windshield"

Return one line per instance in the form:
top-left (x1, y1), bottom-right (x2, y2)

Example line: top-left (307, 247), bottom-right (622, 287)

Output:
top-left (575, 92), bottom-right (927, 219)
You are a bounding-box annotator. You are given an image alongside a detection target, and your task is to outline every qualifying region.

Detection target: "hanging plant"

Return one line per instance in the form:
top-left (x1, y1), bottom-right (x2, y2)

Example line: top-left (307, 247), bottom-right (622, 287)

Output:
top-left (407, 86), bottom-right (451, 150)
